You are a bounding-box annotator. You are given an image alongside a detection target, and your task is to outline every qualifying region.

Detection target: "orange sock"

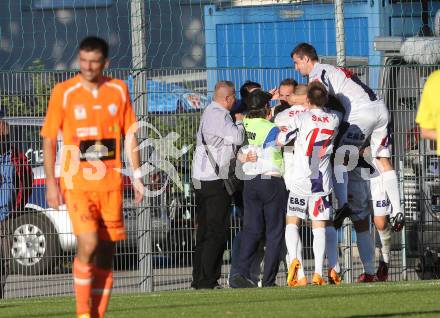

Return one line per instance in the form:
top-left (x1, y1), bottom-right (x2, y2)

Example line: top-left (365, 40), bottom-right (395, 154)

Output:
top-left (91, 267), bottom-right (113, 318)
top-left (73, 258), bottom-right (94, 315)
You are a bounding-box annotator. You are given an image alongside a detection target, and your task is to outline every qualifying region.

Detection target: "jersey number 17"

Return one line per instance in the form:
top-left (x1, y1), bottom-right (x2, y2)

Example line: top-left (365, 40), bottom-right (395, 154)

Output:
top-left (306, 128), bottom-right (335, 159)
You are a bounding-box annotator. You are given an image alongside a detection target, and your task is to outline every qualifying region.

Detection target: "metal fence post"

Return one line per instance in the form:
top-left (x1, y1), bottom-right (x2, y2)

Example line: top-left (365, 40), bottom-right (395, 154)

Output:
top-left (130, 0), bottom-right (152, 293)
top-left (335, 0), bottom-right (346, 67)
top-left (399, 160), bottom-right (407, 280)
top-left (138, 204), bottom-right (153, 292)
top-left (342, 221), bottom-right (353, 283)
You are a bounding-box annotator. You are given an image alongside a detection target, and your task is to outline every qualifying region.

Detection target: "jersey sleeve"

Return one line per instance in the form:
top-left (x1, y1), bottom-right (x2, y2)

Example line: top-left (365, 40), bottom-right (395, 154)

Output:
top-left (41, 84), bottom-right (64, 139)
top-left (416, 74), bottom-right (437, 129)
top-left (122, 83), bottom-right (138, 136)
top-left (277, 115), bottom-right (300, 146)
top-left (315, 65), bottom-right (337, 96)
top-left (263, 126), bottom-right (280, 148)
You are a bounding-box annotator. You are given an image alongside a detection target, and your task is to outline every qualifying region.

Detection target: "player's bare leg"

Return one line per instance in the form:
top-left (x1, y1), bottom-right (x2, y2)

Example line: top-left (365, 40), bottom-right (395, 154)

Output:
top-left (285, 216), bottom-right (306, 286)
top-left (311, 220), bottom-right (326, 285)
top-left (353, 218), bottom-right (377, 283)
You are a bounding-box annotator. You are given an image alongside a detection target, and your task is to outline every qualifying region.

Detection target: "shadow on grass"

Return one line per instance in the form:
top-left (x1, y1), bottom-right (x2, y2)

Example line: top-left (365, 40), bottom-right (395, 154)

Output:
top-left (0, 304), bottom-right (19, 309)
top-left (18, 285), bottom-right (440, 318)
top-left (349, 310), bottom-right (440, 317)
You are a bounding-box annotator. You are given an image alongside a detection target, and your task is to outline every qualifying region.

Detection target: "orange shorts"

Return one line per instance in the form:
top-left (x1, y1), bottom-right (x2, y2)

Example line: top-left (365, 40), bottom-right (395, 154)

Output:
top-left (64, 190), bottom-right (126, 241)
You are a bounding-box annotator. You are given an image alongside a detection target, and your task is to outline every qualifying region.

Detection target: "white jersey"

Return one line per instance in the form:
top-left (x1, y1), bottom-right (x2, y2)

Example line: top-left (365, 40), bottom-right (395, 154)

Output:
top-left (278, 107), bottom-right (340, 196)
top-left (274, 104), bottom-right (307, 189)
top-left (309, 63), bottom-right (379, 118)
top-left (274, 104), bottom-right (308, 127)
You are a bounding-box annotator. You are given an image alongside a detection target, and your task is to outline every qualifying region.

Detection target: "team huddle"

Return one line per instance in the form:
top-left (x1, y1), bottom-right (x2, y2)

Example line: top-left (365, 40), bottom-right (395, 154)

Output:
top-left (41, 37), bottom-right (407, 316)
top-left (230, 43), bottom-right (405, 287)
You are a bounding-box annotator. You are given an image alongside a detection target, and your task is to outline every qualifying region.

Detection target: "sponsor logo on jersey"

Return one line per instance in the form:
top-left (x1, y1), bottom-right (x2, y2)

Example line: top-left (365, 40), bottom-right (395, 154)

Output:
top-left (108, 103), bottom-right (118, 116)
top-left (288, 109), bottom-right (307, 117)
top-left (74, 105), bottom-right (87, 120)
top-left (79, 138), bottom-right (116, 161)
top-left (107, 124), bottom-right (119, 133)
top-left (290, 197), bottom-right (306, 206)
top-left (313, 197), bottom-right (324, 217)
top-left (288, 204), bottom-right (307, 214)
top-left (346, 131), bottom-right (366, 141)
top-left (76, 126), bottom-right (98, 137)
top-left (246, 131), bottom-right (256, 140)
top-left (311, 115), bottom-right (329, 123)
top-left (376, 199), bottom-right (390, 208)
top-left (92, 104), bottom-right (102, 110)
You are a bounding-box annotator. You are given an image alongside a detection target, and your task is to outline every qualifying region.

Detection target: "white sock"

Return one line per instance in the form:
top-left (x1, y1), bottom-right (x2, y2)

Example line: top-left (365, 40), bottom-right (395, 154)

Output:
top-left (325, 226), bottom-right (340, 273)
top-left (377, 225), bottom-right (391, 264)
top-left (312, 227), bottom-right (326, 276)
top-left (285, 224), bottom-right (299, 265)
top-left (297, 237), bottom-right (305, 279)
top-left (285, 224), bottom-right (305, 279)
top-left (333, 165), bottom-right (348, 207)
top-left (357, 231), bottom-right (375, 275)
top-left (382, 170), bottom-right (402, 215)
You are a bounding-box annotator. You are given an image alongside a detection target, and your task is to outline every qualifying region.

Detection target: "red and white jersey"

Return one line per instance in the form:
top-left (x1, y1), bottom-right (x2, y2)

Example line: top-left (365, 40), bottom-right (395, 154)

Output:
top-left (278, 107), bottom-right (340, 196)
top-left (274, 104), bottom-right (307, 127)
top-left (274, 104), bottom-right (307, 189)
top-left (309, 63), bottom-right (378, 118)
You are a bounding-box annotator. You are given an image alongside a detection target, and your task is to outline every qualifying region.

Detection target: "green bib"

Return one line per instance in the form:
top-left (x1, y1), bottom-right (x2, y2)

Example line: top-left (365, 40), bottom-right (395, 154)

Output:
top-left (243, 118), bottom-right (283, 174)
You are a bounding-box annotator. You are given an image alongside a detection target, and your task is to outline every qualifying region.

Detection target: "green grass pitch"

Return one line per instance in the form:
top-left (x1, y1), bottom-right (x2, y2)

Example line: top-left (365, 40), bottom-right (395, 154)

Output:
top-left (1, 281), bottom-right (439, 318)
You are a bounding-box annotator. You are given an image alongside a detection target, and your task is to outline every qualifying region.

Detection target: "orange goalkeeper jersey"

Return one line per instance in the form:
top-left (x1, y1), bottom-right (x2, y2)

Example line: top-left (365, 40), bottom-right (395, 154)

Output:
top-left (41, 75), bottom-right (137, 192)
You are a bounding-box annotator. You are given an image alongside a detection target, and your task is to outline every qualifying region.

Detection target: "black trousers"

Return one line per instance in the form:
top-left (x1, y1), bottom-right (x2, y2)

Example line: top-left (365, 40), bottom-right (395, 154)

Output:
top-left (238, 176), bottom-right (287, 287)
top-left (192, 179), bottom-right (231, 289)
top-left (0, 219), bottom-right (11, 299)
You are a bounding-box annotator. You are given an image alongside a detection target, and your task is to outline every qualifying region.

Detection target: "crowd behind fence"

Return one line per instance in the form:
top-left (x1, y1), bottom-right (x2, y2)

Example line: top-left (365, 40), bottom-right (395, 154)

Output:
top-left (1, 64), bottom-right (439, 299)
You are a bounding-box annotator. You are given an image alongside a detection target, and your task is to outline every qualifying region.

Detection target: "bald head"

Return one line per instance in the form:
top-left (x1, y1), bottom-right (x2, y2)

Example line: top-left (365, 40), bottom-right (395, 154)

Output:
top-left (0, 120), bottom-right (9, 153)
top-left (213, 81), bottom-right (236, 110)
top-left (294, 84), bottom-right (308, 95)
top-left (0, 120), bottom-right (9, 137)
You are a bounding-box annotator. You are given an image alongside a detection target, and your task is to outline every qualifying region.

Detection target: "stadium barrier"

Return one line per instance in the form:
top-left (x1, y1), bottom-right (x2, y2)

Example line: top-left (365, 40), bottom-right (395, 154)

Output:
top-left (1, 65), bottom-right (439, 299)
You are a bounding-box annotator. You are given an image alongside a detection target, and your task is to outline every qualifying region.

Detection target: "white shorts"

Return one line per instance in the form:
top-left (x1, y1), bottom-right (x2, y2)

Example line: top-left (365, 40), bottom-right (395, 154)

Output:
top-left (370, 174), bottom-right (392, 217)
top-left (339, 100), bottom-right (391, 159)
top-left (347, 169), bottom-right (391, 221)
top-left (287, 192), bottom-right (332, 221)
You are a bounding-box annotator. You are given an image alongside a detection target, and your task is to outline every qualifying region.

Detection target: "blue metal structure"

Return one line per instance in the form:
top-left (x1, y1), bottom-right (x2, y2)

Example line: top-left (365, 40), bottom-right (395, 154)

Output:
top-left (204, 1), bottom-right (440, 93)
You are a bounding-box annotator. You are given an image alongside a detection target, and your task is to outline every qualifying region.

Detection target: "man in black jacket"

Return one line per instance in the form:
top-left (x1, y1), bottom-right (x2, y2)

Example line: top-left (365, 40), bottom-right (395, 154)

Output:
top-left (0, 120), bottom-right (33, 298)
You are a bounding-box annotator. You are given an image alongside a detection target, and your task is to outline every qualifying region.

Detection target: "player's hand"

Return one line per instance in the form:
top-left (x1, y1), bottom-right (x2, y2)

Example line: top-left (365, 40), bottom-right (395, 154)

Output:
top-left (132, 178), bottom-right (145, 204)
top-left (46, 179), bottom-right (62, 209)
top-left (391, 212), bottom-right (404, 232)
top-left (235, 113), bottom-right (244, 121)
top-left (269, 88), bottom-right (279, 100)
top-left (246, 151), bottom-right (258, 162)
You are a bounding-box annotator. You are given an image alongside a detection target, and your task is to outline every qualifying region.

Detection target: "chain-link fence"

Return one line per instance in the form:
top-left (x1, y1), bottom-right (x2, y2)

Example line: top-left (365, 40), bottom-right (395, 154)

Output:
top-left (1, 64), bottom-right (439, 299)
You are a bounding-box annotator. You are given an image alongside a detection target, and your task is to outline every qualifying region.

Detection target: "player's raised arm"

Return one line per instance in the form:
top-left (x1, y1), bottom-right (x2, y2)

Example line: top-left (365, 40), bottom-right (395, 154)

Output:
top-left (277, 117), bottom-right (300, 146)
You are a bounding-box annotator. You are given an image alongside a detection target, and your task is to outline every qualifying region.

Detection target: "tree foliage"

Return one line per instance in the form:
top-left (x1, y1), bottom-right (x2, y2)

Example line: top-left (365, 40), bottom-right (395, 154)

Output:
top-left (2, 60), bottom-right (55, 117)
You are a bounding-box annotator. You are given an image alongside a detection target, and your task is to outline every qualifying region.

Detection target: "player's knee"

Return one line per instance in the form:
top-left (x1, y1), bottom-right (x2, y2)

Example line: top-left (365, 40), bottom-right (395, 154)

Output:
top-left (77, 238), bottom-right (99, 260)
top-left (286, 216), bottom-right (300, 226)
